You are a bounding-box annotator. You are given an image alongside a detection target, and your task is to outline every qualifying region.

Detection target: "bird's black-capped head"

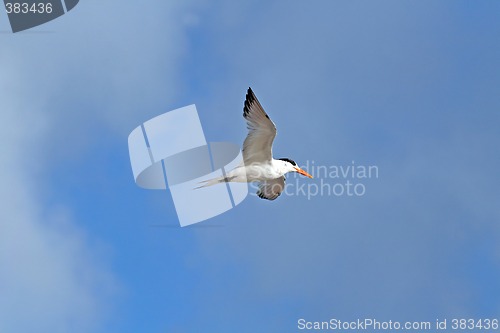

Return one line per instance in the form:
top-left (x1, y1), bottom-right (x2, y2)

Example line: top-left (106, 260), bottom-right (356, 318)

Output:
top-left (278, 158), bottom-right (313, 178)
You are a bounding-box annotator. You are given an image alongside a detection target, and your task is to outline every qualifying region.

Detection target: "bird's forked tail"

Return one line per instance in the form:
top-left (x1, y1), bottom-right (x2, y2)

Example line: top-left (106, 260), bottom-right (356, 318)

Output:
top-left (193, 176), bottom-right (226, 189)
top-left (194, 173), bottom-right (240, 189)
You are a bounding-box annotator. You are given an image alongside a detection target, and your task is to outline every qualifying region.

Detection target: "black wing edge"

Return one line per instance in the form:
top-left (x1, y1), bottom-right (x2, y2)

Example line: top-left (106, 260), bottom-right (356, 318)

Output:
top-left (256, 177), bottom-right (286, 201)
top-left (243, 87), bottom-right (270, 120)
top-left (257, 190), bottom-right (281, 201)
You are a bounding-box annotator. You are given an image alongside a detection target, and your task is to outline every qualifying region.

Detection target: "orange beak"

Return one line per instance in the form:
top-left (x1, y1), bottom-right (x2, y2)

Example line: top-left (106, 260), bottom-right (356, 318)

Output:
top-left (294, 167), bottom-right (313, 178)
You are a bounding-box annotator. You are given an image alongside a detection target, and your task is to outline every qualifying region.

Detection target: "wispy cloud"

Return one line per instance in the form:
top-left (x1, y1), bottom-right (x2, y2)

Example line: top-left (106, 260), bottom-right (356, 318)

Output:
top-left (0, 74), bottom-right (117, 332)
top-left (0, 1), bottom-right (197, 331)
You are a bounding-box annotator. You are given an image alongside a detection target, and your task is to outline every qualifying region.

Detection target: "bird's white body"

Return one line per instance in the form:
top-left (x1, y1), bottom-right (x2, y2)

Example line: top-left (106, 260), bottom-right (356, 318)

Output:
top-left (238, 159), bottom-right (293, 181)
top-left (197, 88), bottom-right (312, 200)
top-left (205, 159), bottom-right (294, 184)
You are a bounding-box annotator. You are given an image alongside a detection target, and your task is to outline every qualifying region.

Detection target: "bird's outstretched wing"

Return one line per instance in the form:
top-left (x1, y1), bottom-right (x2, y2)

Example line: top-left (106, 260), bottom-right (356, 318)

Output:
top-left (242, 87), bottom-right (277, 165)
top-left (257, 176), bottom-right (285, 200)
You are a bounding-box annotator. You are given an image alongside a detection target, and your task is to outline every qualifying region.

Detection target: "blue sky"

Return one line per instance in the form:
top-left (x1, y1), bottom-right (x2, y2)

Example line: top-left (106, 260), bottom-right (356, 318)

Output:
top-left (1, 1), bottom-right (499, 332)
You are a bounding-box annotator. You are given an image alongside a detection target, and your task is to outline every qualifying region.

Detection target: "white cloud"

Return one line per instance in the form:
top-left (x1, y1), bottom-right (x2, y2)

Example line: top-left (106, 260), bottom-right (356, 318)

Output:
top-left (0, 1), bottom-right (199, 331)
top-left (0, 78), bottom-right (116, 332)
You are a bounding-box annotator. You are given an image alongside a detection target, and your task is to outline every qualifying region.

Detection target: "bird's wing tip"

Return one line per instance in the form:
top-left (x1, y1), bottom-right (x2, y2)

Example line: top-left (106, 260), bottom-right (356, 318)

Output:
top-left (247, 87), bottom-right (255, 97)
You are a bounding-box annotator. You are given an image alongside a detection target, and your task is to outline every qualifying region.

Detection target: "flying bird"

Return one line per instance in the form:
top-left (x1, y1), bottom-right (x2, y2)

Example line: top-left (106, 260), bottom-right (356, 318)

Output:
top-left (198, 87), bottom-right (313, 200)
